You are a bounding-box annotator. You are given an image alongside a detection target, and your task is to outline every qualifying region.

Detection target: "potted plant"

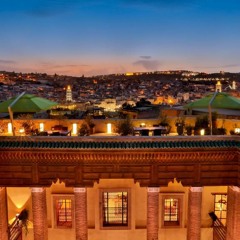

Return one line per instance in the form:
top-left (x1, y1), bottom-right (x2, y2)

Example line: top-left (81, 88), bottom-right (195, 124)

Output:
top-left (185, 125), bottom-right (193, 136)
top-left (175, 117), bottom-right (185, 136)
top-left (18, 209), bottom-right (29, 235)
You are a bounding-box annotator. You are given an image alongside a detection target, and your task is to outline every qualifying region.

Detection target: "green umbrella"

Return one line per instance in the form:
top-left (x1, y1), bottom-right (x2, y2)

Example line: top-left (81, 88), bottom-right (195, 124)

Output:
top-left (0, 93), bottom-right (57, 113)
top-left (184, 92), bottom-right (240, 110)
top-left (0, 92), bottom-right (58, 136)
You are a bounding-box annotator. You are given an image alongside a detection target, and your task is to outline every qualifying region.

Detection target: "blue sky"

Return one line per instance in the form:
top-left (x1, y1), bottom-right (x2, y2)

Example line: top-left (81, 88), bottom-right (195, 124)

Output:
top-left (1, 0), bottom-right (240, 76)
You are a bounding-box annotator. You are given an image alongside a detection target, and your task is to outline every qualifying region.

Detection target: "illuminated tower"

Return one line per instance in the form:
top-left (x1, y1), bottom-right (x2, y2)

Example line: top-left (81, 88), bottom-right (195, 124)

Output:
top-left (216, 81), bottom-right (222, 92)
top-left (232, 80), bottom-right (236, 90)
top-left (66, 85), bottom-right (73, 102)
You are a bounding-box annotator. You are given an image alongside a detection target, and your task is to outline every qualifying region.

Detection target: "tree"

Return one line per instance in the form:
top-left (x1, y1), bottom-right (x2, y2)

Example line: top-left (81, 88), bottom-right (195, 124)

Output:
top-left (115, 115), bottom-right (134, 136)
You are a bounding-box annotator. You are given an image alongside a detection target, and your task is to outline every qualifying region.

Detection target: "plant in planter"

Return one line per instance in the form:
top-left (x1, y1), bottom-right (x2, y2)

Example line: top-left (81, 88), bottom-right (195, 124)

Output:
top-left (185, 124), bottom-right (193, 136)
top-left (18, 209), bottom-right (29, 235)
top-left (175, 117), bottom-right (185, 136)
top-left (115, 115), bottom-right (134, 136)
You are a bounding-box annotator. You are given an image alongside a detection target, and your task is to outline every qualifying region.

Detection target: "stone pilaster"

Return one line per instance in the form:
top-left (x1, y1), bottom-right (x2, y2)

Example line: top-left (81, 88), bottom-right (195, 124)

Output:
top-left (31, 188), bottom-right (48, 240)
top-left (74, 188), bottom-right (88, 240)
top-left (147, 187), bottom-right (160, 240)
top-left (0, 187), bottom-right (9, 240)
top-left (226, 186), bottom-right (240, 240)
top-left (187, 187), bottom-right (202, 240)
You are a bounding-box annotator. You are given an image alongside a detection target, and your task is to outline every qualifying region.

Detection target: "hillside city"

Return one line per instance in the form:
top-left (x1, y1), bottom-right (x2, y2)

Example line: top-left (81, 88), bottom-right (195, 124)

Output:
top-left (0, 70), bottom-right (240, 119)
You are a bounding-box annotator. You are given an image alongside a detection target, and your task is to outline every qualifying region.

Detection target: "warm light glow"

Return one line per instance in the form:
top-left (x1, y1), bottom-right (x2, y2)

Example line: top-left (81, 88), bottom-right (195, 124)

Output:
top-left (140, 123), bottom-right (146, 127)
top-left (39, 123), bottom-right (44, 132)
top-left (19, 128), bottom-right (25, 134)
top-left (67, 85), bottom-right (71, 90)
top-left (200, 129), bottom-right (205, 136)
top-left (235, 128), bottom-right (240, 134)
top-left (72, 123), bottom-right (78, 135)
top-left (107, 123), bottom-right (112, 134)
top-left (125, 72), bottom-right (133, 76)
top-left (8, 123), bottom-right (12, 133)
top-left (7, 188), bottom-right (31, 209)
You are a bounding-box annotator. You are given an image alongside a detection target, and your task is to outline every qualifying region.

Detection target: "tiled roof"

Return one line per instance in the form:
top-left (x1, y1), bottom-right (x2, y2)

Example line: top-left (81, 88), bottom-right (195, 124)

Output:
top-left (0, 140), bottom-right (239, 149)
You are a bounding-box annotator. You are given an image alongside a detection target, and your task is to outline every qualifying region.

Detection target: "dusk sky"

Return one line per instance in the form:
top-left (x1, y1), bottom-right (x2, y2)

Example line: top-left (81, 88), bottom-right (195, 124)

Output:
top-left (1, 0), bottom-right (240, 76)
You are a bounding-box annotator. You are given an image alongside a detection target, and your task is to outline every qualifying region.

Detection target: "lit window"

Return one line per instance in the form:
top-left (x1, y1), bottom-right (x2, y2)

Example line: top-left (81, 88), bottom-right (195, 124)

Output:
top-left (100, 189), bottom-right (130, 228)
top-left (160, 193), bottom-right (184, 227)
top-left (212, 193), bottom-right (227, 225)
top-left (52, 195), bottom-right (74, 229)
top-left (164, 198), bottom-right (179, 226)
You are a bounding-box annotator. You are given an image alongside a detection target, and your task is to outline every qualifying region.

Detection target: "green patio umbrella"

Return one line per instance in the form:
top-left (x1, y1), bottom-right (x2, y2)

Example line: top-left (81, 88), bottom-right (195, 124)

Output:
top-left (0, 92), bottom-right (58, 136)
top-left (184, 92), bottom-right (240, 110)
top-left (0, 93), bottom-right (58, 113)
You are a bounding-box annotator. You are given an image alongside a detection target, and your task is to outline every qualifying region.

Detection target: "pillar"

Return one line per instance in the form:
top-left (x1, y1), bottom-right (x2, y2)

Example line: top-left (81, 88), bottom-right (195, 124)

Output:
top-left (226, 186), bottom-right (240, 240)
top-left (0, 187), bottom-right (9, 240)
top-left (147, 187), bottom-right (160, 240)
top-left (74, 188), bottom-right (88, 240)
top-left (31, 188), bottom-right (48, 240)
top-left (187, 187), bottom-right (202, 240)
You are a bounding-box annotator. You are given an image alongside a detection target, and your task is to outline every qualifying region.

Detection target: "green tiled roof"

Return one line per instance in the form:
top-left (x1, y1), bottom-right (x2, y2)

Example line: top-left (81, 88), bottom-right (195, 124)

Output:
top-left (0, 140), bottom-right (239, 149)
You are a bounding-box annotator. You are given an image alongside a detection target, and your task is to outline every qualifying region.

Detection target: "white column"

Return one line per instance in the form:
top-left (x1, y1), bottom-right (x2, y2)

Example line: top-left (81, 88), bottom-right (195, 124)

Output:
top-left (0, 187), bottom-right (9, 240)
top-left (31, 188), bottom-right (48, 240)
top-left (74, 188), bottom-right (88, 240)
top-left (147, 187), bottom-right (160, 240)
top-left (187, 187), bottom-right (202, 240)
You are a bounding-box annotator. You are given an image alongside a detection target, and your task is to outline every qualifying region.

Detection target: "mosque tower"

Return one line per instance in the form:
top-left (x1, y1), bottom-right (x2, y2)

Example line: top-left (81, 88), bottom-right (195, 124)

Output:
top-left (216, 81), bottom-right (222, 92)
top-left (232, 80), bottom-right (236, 90)
top-left (66, 85), bottom-right (73, 102)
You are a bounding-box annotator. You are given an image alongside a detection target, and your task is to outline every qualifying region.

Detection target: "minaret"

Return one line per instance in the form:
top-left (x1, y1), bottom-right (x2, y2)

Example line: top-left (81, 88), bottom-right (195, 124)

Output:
top-left (232, 80), bottom-right (236, 90)
top-left (66, 85), bottom-right (73, 102)
top-left (216, 81), bottom-right (222, 92)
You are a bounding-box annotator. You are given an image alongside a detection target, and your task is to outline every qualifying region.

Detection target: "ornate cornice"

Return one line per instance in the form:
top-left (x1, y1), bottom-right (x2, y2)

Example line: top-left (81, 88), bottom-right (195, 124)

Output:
top-left (0, 136), bottom-right (239, 188)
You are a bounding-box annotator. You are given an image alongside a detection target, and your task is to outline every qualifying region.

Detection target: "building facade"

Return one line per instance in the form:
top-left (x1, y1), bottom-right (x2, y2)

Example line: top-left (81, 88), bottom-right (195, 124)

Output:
top-left (0, 135), bottom-right (240, 240)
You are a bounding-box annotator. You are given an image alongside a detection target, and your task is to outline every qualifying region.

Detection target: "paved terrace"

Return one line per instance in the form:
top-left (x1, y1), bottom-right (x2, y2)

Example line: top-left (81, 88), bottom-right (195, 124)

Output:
top-left (0, 135), bottom-right (239, 187)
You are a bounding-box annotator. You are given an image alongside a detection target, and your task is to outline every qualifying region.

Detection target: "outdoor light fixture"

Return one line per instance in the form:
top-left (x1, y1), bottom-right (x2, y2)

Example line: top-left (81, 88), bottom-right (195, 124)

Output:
top-left (39, 123), bottom-right (44, 132)
top-left (72, 123), bottom-right (78, 135)
top-left (8, 123), bottom-right (12, 134)
top-left (200, 129), bottom-right (205, 136)
top-left (107, 123), bottom-right (112, 134)
top-left (19, 128), bottom-right (25, 134)
top-left (235, 128), bottom-right (240, 134)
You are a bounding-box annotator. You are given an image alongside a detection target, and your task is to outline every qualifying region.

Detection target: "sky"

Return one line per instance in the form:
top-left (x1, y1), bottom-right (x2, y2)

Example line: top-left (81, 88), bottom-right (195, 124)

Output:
top-left (1, 0), bottom-right (240, 77)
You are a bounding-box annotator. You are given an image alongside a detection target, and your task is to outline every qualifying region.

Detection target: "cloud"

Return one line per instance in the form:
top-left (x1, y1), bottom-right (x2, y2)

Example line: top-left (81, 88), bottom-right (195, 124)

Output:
top-left (133, 59), bottom-right (160, 70)
top-left (120, 0), bottom-right (198, 10)
top-left (0, 59), bottom-right (16, 64)
top-left (25, 0), bottom-right (78, 17)
top-left (140, 56), bottom-right (152, 59)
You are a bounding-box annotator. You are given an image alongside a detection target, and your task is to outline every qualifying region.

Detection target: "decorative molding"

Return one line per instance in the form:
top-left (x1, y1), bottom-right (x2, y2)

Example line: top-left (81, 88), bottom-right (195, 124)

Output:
top-left (230, 186), bottom-right (240, 192)
top-left (147, 187), bottom-right (160, 193)
top-left (31, 187), bottom-right (44, 193)
top-left (74, 188), bottom-right (86, 193)
top-left (189, 187), bottom-right (203, 192)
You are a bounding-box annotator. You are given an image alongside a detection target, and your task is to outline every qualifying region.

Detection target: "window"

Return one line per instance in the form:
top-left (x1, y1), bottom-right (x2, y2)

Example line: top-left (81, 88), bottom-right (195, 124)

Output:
top-left (212, 193), bottom-right (227, 225)
top-left (160, 193), bottom-right (184, 228)
top-left (52, 195), bottom-right (74, 229)
top-left (100, 189), bottom-right (130, 229)
top-left (164, 198), bottom-right (179, 226)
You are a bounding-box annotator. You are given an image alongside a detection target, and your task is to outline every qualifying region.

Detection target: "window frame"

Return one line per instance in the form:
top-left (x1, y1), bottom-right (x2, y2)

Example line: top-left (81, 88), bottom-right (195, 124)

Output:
top-left (160, 193), bottom-right (184, 228)
top-left (212, 193), bottom-right (227, 225)
top-left (52, 194), bottom-right (75, 229)
top-left (99, 188), bottom-right (131, 230)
